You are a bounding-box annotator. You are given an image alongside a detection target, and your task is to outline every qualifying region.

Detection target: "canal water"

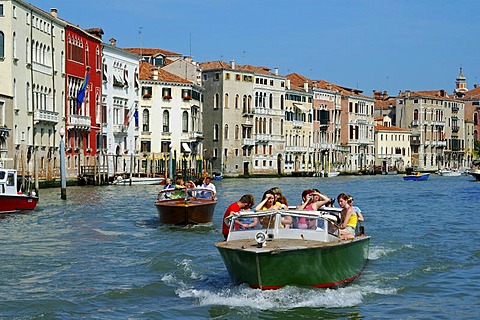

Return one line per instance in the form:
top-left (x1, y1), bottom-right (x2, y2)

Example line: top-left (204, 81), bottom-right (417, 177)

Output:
top-left (1, 174), bottom-right (479, 319)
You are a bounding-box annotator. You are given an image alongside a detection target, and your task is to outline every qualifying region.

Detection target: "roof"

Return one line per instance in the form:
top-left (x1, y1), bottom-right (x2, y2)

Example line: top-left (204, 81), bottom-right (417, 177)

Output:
top-left (375, 99), bottom-right (396, 110)
top-left (124, 48), bottom-right (182, 57)
top-left (374, 125), bottom-right (410, 132)
top-left (398, 89), bottom-right (457, 100)
top-left (199, 61), bottom-right (277, 76)
top-left (462, 86), bottom-right (480, 100)
top-left (139, 61), bottom-right (192, 84)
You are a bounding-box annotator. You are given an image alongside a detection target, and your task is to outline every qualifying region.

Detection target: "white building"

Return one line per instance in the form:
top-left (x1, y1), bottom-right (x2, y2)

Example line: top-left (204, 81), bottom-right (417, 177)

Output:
top-left (0, 1), bottom-right (66, 184)
top-left (101, 38), bottom-right (140, 174)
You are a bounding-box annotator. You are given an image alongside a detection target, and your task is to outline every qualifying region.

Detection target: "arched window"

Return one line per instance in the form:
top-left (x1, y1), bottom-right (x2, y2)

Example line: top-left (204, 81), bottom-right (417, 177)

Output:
top-left (269, 118), bottom-right (273, 134)
top-left (142, 109), bottom-right (150, 132)
top-left (12, 32), bottom-right (17, 58)
top-left (269, 93), bottom-right (273, 109)
top-left (235, 125), bottom-right (239, 140)
top-left (235, 94), bottom-right (239, 109)
top-left (182, 111), bottom-right (188, 132)
top-left (413, 109), bottom-right (419, 121)
top-left (214, 124), bottom-right (219, 140)
top-left (243, 95), bottom-right (247, 112)
top-left (162, 110), bottom-right (169, 132)
top-left (0, 31), bottom-right (5, 59)
top-left (224, 93), bottom-right (229, 108)
top-left (224, 124), bottom-right (229, 139)
top-left (214, 93), bottom-right (219, 109)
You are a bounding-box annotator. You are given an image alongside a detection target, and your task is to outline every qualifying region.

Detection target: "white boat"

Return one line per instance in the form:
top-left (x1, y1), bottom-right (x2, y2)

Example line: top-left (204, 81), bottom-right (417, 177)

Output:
top-left (112, 175), bottom-right (165, 185)
top-left (326, 171), bottom-right (340, 177)
top-left (436, 169), bottom-right (462, 177)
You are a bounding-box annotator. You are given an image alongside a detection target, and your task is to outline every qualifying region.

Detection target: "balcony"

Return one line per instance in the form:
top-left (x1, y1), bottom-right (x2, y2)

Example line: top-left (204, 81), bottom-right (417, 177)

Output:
top-left (34, 109), bottom-right (59, 124)
top-left (113, 124), bottom-right (128, 135)
top-left (242, 138), bottom-right (255, 146)
top-left (437, 141), bottom-right (446, 148)
top-left (189, 131), bottom-right (204, 140)
top-left (411, 138), bottom-right (420, 146)
top-left (68, 114), bottom-right (91, 130)
top-left (433, 120), bottom-right (445, 127)
top-left (32, 62), bottom-right (52, 75)
top-left (293, 120), bottom-right (303, 128)
top-left (286, 146), bottom-right (308, 153)
top-left (452, 126), bottom-right (459, 133)
top-left (101, 123), bottom-right (108, 134)
top-left (255, 134), bottom-right (271, 142)
top-left (411, 120), bottom-right (419, 127)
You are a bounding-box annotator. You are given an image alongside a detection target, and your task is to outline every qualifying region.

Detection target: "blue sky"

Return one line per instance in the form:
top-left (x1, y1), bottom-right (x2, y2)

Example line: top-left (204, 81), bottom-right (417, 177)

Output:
top-left (31, 0), bottom-right (480, 97)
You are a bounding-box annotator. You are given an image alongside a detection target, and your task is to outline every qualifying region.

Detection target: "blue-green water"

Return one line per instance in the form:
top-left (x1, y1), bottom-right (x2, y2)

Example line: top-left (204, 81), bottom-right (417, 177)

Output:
top-left (1, 174), bottom-right (479, 319)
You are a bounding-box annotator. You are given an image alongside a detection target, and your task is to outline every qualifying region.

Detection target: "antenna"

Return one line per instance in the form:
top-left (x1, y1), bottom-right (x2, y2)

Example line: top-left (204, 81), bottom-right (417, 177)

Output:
top-left (139, 27), bottom-right (143, 56)
top-left (189, 32), bottom-right (193, 58)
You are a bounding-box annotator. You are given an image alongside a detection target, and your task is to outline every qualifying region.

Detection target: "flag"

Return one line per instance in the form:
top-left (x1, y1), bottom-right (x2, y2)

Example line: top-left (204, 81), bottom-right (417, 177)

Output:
top-left (77, 69), bottom-right (90, 112)
top-left (134, 109), bottom-right (139, 127)
top-left (124, 105), bottom-right (136, 126)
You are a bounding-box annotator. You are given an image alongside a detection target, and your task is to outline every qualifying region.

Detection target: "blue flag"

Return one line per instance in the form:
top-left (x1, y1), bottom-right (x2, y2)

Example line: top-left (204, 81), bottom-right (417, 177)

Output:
top-left (77, 71), bottom-right (90, 112)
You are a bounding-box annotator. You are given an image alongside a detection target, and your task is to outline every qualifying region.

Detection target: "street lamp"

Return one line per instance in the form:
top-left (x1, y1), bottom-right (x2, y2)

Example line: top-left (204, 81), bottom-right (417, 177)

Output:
top-left (59, 127), bottom-right (67, 200)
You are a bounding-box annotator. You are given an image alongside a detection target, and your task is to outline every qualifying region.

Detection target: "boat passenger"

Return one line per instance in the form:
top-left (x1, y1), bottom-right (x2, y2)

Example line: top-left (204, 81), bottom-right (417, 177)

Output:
top-left (337, 193), bottom-right (358, 240)
top-left (199, 176), bottom-right (217, 200)
top-left (222, 194), bottom-right (255, 240)
top-left (269, 187), bottom-right (292, 228)
top-left (296, 189), bottom-right (332, 228)
top-left (235, 207), bottom-right (259, 230)
top-left (174, 178), bottom-right (185, 189)
top-left (256, 190), bottom-right (285, 228)
top-left (163, 178), bottom-right (174, 189)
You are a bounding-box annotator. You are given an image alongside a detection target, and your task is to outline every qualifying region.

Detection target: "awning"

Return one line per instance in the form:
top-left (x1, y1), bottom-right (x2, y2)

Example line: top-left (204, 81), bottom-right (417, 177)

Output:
top-left (181, 142), bottom-right (191, 153)
top-left (293, 103), bottom-right (308, 112)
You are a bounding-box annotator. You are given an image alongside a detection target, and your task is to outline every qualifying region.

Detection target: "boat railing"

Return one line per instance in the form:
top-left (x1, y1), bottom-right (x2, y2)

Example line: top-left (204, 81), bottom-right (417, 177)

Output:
top-left (157, 187), bottom-right (215, 202)
top-left (227, 207), bottom-right (342, 241)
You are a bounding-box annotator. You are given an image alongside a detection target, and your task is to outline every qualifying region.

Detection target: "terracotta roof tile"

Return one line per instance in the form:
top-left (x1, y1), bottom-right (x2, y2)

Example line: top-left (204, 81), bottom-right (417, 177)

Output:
top-left (139, 61), bottom-right (192, 84)
top-left (375, 99), bottom-right (396, 110)
top-left (124, 48), bottom-right (182, 57)
top-left (374, 125), bottom-right (410, 132)
top-left (462, 87), bottom-right (480, 100)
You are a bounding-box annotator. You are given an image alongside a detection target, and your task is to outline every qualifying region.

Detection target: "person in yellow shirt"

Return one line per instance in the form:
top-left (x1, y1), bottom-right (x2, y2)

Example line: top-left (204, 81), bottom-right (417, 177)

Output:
top-left (337, 193), bottom-right (358, 240)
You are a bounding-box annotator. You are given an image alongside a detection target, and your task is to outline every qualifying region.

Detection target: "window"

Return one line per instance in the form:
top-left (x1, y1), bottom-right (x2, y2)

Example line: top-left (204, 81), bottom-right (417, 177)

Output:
top-left (162, 88), bottom-right (172, 99)
top-left (162, 110), bottom-right (169, 132)
top-left (214, 124), bottom-right (219, 141)
top-left (214, 93), bottom-right (219, 109)
top-left (142, 87), bottom-right (152, 98)
top-left (235, 125), bottom-right (239, 140)
top-left (224, 93), bottom-right (229, 108)
top-left (0, 31), bottom-right (4, 59)
top-left (0, 4), bottom-right (3, 16)
top-left (224, 124), bottom-right (229, 140)
top-left (182, 111), bottom-right (188, 132)
top-left (142, 109), bottom-right (150, 132)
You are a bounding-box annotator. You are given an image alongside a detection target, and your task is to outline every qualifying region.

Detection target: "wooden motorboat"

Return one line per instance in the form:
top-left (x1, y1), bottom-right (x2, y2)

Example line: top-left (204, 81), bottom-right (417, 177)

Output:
top-left (0, 168), bottom-right (38, 214)
top-left (155, 187), bottom-right (217, 225)
top-left (215, 207), bottom-right (370, 290)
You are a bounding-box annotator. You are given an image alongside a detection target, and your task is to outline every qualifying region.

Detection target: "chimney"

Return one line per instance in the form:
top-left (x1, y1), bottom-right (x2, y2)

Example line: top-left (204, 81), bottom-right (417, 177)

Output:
top-left (152, 69), bottom-right (158, 80)
top-left (274, 67), bottom-right (279, 76)
top-left (109, 38), bottom-right (117, 46)
top-left (474, 84), bottom-right (480, 89)
top-left (230, 60), bottom-right (235, 70)
top-left (373, 90), bottom-right (381, 100)
top-left (405, 90), bottom-right (410, 98)
top-left (50, 8), bottom-right (58, 18)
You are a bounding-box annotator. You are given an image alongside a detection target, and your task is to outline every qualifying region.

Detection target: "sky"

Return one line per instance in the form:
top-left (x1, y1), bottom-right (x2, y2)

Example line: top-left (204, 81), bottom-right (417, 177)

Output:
top-left (29, 0), bottom-right (480, 97)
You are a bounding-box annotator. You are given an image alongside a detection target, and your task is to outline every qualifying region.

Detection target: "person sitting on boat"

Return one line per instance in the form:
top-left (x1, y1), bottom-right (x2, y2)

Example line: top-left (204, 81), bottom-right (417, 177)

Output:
top-left (337, 193), bottom-right (358, 240)
top-left (296, 189), bottom-right (332, 229)
top-left (256, 190), bottom-right (285, 228)
top-left (351, 196), bottom-right (365, 236)
top-left (235, 206), bottom-right (259, 231)
top-left (163, 178), bottom-right (174, 190)
top-left (174, 178), bottom-right (185, 189)
top-left (222, 194), bottom-right (255, 240)
top-left (199, 176), bottom-right (217, 199)
top-left (269, 187), bottom-right (292, 228)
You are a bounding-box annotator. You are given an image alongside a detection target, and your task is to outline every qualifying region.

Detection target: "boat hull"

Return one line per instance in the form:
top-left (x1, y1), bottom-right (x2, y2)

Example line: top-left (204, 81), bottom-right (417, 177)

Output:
top-left (113, 177), bottom-right (164, 185)
top-left (0, 194), bottom-right (38, 214)
top-left (403, 173), bottom-right (429, 181)
top-left (155, 199), bottom-right (217, 225)
top-left (215, 236), bottom-right (370, 290)
top-left (470, 171), bottom-right (480, 181)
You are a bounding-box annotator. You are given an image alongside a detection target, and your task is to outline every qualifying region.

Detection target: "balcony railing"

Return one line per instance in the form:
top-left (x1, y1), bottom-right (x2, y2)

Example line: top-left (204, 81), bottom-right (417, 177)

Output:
top-left (34, 109), bottom-right (59, 124)
top-left (452, 126), bottom-right (459, 132)
top-left (242, 138), bottom-right (255, 146)
top-left (285, 146), bottom-right (308, 153)
top-left (255, 134), bottom-right (271, 142)
top-left (189, 131), bottom-right (204, 140)
top-left (411, 120), bottom-right (419, 126)
top-left (113, 124), bottom-right (128, 134)
top-left (68, 115), bottom-right (91, 129)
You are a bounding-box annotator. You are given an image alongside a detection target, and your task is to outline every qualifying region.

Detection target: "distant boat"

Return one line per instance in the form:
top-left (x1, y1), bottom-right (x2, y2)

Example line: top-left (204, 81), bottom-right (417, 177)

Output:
top-left (212, 171), bottom-right (223, 180)
top-left (403, 172), bottom-right (430, 181)
top-left (112, 175), bottom-right (165, 185)
top-left (470, 160), bottom-right (480, 181)
top-left (436, 169), bottom-right (461, 177)
top-left (382, 169), bottom-right (398, 175)
top-left (326, 171), bottom-right (340, 177)
top-left (155, 187), bottom-right (217, 225)
top-left (0, 168), bottom-right (38, 214)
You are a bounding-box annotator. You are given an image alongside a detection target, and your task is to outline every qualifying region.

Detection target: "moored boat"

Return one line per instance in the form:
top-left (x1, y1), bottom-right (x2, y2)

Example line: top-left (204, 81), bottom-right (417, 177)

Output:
top-left (155, 187), bottom-right (217, 225)
top-left (113, 175), bottom-right (164, 185)
top-left (215, 208), bottom-right (370, 290)
top-left (0, 168), bottom-right (38, 214)
top-left (470, 160), bottom-right (480, 181)
top-left (436, 169), bottom-right (461, 177)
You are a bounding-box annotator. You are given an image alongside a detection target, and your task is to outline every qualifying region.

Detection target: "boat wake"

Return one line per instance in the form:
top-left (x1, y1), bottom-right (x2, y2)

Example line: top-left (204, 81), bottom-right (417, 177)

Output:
top-left (161, 258), bottom-right (396, 311)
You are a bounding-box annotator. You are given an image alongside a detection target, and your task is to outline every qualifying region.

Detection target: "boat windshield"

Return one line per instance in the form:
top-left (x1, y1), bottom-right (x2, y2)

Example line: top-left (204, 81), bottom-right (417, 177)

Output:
top-left (157, 187), bottom-right (215, 201)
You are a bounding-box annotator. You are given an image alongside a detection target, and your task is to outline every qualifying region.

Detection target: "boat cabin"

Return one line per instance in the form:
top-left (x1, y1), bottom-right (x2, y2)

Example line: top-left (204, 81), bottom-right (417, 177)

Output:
top-left (0, 169), bottom-right (18, 195)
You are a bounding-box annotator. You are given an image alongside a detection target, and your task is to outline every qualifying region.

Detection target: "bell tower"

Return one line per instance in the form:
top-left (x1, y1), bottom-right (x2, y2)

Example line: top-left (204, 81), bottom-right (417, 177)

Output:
top-left (454, 67), bottom-right (467, 95)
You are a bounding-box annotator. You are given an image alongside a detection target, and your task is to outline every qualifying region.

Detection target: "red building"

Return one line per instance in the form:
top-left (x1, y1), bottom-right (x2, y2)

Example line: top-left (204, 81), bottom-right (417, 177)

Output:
top-left (64, 25), bottom-right (103, 175)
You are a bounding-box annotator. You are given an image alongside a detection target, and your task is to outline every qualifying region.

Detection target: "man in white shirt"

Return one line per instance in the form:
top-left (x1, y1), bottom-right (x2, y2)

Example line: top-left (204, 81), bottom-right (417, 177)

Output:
top-left (199, 176), bottom-right (216, 199)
